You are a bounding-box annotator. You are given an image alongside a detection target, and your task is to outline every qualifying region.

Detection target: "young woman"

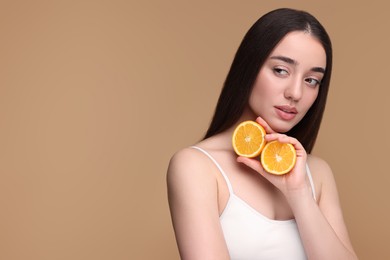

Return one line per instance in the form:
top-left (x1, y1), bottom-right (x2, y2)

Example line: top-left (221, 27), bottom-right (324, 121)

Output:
top-left (167, 8), bottom-right (358, 260)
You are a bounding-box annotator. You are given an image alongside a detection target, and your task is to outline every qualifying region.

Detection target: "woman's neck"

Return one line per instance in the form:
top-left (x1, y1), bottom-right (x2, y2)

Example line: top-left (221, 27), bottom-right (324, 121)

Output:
top-left (201, 109), bottom-right (259, 151)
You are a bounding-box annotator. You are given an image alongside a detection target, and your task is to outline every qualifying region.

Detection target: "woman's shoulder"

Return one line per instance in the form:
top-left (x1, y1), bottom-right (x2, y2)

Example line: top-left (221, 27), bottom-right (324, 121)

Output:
top-left (168, 137), bottom-right (222, 167)
top-left (307, 154), bottom-right (336, 200)
top-left (307, 154), bottom-right (332, 173)
top-left (166, 144), bottom-right (222, 206)
top-left (168, 146), bottom-right (205, 170)
top-left (167, 135), bottom-right (228, 178)
top-left (167, 144), bottom-right (216, 182)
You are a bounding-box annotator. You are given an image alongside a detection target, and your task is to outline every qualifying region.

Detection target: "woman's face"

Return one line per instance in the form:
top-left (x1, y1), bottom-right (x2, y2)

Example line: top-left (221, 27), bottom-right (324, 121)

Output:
top-left (248, 31), bottom-right (326, 133)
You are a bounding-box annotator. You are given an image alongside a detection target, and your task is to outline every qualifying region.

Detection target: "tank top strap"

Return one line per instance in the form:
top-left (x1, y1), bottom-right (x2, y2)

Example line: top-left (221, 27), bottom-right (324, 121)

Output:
top-left (190, 146), bottom-right (316, 201)
top-left (306, 164), bottom-right (317, 201)
top-left (190, 146), bottom-right (234, 194)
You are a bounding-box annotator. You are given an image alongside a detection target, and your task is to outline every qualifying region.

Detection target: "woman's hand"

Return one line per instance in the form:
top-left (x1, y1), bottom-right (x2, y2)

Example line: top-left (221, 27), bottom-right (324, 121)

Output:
top-left (237, 117), bottom-right (358, 259)
top-left (236, 116), bottom-right (311, 198)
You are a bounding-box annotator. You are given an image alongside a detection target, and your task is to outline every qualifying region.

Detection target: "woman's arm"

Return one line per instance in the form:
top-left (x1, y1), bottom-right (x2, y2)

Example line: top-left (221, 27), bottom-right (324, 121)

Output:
top-left (238, 132), bottom-right (358, 259)
top-left (167, 148), bottom-right (230, 260)
top-left (288, 155), bottom-right (358, 259)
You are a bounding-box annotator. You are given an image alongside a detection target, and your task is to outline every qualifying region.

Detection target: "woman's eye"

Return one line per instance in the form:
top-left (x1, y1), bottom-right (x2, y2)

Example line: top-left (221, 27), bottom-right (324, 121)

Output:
top-left (273, 67), bottom-right (288, 76)
top-left (305, 78), bottom-right (320, 87)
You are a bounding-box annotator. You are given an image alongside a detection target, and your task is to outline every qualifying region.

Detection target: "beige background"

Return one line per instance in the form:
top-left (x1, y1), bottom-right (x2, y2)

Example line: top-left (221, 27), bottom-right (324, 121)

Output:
top-left (1, 0), bottom-right (389, 259)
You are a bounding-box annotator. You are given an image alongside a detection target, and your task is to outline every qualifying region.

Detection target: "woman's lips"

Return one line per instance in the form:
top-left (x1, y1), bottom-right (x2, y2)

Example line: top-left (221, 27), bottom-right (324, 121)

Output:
top-left (274, 106), bottom-right (298, 121)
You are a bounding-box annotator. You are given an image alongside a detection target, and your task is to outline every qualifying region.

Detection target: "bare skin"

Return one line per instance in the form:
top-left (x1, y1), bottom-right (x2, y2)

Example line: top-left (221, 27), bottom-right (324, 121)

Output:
top-left (167, 31), bottom-right (358, 259)
top-left (168, 116), bottom-right (357, 260)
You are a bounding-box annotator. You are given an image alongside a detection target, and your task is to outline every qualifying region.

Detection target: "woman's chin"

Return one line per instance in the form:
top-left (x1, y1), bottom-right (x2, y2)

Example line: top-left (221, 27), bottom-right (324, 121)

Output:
top-left (268, 122), bottom-right (295, 134)
top-left (257, 114), bottom-right (298, 133)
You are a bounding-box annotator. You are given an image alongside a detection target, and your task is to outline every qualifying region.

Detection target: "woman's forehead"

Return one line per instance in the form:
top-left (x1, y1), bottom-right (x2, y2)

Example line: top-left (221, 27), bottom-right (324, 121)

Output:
top-left (269, 31), bottom-right (326, 68)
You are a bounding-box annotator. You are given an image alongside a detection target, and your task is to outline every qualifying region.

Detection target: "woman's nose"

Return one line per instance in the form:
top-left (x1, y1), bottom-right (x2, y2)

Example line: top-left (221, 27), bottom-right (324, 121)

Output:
top-left (284, 79), bottom-right (303, 102)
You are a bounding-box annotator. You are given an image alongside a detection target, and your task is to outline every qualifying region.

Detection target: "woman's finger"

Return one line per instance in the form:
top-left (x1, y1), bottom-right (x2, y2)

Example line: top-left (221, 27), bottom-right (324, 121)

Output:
top-left (255, 116), bottom-right (276, 134)
top-left (265, 134), bottom-right (302, 147)
top-left (264, 133), bottom-right (307, 158)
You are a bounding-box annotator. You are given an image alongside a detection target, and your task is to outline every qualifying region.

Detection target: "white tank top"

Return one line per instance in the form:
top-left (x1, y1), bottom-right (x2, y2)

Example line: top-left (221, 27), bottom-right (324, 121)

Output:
top-left (191, 146), bottom-right (317, 260)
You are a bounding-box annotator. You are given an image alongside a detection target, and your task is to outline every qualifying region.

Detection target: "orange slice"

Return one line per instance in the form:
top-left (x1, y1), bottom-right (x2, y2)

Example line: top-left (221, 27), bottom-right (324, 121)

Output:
top-left (232, 121), bottom-right (266, 158)
top-left (260, 141), bottom-right (296, 175)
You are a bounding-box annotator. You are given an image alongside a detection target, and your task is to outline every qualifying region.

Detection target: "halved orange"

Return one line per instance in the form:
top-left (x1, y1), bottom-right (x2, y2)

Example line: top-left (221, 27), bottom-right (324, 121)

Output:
top-left (232, 121), bottom-right (266, 158)
top-left (260, 141), bottom-right (296, 175)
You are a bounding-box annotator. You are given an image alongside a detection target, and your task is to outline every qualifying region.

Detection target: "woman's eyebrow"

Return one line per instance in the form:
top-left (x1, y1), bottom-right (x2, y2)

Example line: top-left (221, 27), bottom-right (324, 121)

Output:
top-left (311, 67), bottom-right (325, 74)
top-left (270, 55), bottom-right (325, 74)
top-left (270, 55), bottom-right (297, 65)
